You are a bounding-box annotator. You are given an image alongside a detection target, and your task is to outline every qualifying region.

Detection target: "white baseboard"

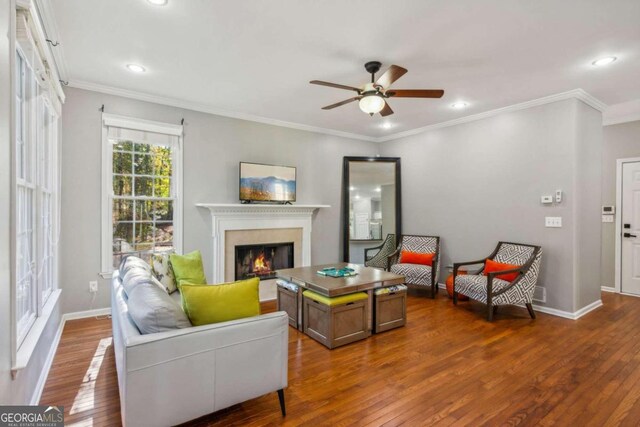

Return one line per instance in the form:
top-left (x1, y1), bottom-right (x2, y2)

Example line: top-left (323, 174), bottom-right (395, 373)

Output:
top-left (63, 307), bottom-right (111, 321)
top-left (601, 286), bottom-right (617, 293)
top-left (438, 281), bottom-right (603, 320)
top-left (532, 299), bottom-right (603, 320)
top-left (30, 307), bottom-right (112, 405)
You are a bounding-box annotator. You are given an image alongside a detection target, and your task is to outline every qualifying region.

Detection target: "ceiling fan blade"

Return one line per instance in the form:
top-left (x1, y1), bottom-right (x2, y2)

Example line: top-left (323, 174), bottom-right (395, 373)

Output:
top-left (375, 65), bottom-right (408, 89)
top-left (310, 80), bottom-right (361, 93)
top-left (379, 100), bottom-right (394, 117)
top-left (321, 97), bottom-right (361, 110)
top-left (386, 89), bottom-right (444, 98)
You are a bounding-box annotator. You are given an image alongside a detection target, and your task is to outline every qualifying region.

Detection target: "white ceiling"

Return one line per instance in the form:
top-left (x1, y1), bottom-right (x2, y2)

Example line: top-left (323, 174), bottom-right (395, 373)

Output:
top-left (50, 0), bottom-right (640, 139)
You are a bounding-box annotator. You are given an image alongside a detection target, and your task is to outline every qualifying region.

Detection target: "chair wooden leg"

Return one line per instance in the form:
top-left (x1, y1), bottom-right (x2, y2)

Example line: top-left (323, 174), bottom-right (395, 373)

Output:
top-left (487, 304), bottom-right (494, 322)
top-left (277, 389), bottom-right (286, 416)
top-left (431, 283), bottom-right (437, 299)
top-left (453, 290), bottom-right (458, 305)
top-left (526, 303), bottom-right (536, 319)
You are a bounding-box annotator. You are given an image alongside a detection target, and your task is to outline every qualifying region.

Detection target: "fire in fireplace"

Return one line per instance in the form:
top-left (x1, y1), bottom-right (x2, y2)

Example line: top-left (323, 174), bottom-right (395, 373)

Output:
top-left (235, 242), bottom-right (294, 281)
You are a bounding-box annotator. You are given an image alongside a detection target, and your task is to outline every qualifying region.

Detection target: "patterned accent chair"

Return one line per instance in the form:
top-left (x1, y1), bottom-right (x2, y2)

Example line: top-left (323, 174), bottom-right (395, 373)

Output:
top-left (364, 234), bottom-right (396, 270)
top-left (388, 235), bottom-right (441, 298)
top-left (453, 242), bottom-right (542, 321)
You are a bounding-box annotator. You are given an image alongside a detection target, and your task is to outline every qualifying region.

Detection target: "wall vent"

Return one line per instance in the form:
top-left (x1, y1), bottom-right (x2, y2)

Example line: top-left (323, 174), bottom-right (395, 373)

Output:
top-left (533, 286), bottom-right (546, 303)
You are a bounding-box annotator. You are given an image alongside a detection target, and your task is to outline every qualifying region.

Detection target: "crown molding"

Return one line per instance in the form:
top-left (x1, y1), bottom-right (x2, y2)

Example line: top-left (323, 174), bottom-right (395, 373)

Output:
top-left (603, 99), bottom-right (640, 126)
top-left (376, 89), bottom-right (608, 143)
top-left (68, 80), bottom-right (378, 142)
top-left (69, 80), bottom-right (607, 144)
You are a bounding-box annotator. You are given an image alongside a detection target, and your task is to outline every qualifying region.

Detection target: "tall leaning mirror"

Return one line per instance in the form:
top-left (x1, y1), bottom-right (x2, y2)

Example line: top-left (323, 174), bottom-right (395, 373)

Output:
top-left (342, 157), bottom-right (402, 265)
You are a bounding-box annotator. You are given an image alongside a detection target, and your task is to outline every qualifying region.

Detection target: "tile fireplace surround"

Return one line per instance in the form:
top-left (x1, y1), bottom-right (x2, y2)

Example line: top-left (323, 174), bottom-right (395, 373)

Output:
top-left (196, 204), bottom-right (330, 284)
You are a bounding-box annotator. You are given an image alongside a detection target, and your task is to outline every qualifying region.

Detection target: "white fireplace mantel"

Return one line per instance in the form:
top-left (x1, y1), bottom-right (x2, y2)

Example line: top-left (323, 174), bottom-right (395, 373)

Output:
top-left (196, 203), bottom-right (330, 283)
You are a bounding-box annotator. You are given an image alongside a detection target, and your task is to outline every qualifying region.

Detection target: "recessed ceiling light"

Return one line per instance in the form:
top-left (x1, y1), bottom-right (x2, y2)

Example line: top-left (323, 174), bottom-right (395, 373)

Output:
top-left (375, 187), bottom-right (381, 192)
top-left (349, 186), bottom-right (356, 191)
top-left (355, 194), bottom-right (361, 200)
top-left (126, 64), bottom-right (146, 73)
top-left (592, 56), bottom-right (617, 67)
top-left (381, 122), bottom-right (392, 129)
top-left (147, 0), bottom-right (168, 5)
top-left (451, 102), bottom-right (468, 109)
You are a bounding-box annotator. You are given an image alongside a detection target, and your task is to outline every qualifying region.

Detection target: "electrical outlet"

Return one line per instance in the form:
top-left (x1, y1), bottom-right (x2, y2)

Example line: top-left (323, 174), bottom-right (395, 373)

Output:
top-left (545, 216), bottom-right (562, 228)
top-left (89, 281), bottom-right (98, 293)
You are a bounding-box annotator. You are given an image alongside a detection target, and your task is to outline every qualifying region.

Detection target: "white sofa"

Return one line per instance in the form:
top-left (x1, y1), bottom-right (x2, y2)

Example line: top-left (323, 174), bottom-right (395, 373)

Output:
top-left (111, 270), bottom-right (289, 426)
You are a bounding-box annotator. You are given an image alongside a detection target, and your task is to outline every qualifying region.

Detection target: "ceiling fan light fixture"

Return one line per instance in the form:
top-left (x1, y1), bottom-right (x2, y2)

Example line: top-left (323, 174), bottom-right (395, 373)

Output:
top-left (359, 94), bottom-right (385, 115)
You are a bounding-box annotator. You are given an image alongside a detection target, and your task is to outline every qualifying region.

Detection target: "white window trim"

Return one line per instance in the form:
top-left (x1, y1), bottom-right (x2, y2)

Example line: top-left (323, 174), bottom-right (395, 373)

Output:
top-left (100, 113), bottom-right (184, 277)
top-left (11, 13), bottom-right (63, 376)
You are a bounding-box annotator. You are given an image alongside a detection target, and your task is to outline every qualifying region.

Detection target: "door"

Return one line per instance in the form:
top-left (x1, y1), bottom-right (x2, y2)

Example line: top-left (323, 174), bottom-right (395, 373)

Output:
top-left (622, 161), bottom-right (640, 295)
top-left (354, 213), bottom-right (370, 240)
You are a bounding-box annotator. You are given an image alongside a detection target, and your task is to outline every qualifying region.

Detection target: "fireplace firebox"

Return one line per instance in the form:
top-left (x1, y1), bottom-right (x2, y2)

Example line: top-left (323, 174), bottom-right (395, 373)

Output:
top-left (235, 242), bottom-right (294, 281)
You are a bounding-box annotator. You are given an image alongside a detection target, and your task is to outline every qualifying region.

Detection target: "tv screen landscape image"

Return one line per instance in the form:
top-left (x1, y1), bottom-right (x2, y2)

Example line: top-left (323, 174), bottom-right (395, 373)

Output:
top-left (239, 162), bottom-right (296, 203)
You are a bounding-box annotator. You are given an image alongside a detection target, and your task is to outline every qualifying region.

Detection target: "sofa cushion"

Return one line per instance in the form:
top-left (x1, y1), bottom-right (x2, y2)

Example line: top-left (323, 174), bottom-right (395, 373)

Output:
top-left (119, 255), bottom-right (152, 278)
top-left (127, 282), bottom-right (191, 334)
top-left (151, 251), bottom-right (178, 294)
top-left (170, 250), bottom-right (207, 287)
top-left (180, 278), bottom-right (260, 326)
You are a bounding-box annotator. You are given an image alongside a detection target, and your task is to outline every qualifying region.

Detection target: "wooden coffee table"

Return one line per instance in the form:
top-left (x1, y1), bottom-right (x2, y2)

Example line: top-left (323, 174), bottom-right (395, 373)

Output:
top-left (276, 263), bottom-right (405, 334)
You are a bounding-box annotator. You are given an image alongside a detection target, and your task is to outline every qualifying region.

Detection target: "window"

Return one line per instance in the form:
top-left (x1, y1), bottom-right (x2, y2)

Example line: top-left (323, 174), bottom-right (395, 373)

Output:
top-left (14, 48), bottom-right (60, 348)
top-left (102, 115), bottom-right (183, 274)
top-left (15, 51), bottom-right (37, 345)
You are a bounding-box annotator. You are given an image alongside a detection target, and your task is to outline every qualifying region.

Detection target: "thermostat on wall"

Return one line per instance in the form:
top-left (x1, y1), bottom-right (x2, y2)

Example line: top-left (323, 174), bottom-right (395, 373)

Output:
top-left (602, 205), bottom-right (615, 215)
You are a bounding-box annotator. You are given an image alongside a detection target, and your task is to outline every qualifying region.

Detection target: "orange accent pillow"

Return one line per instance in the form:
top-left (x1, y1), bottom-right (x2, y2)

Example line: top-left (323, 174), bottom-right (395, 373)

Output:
top-left (484, 259), bottom-right (520, 282)
top-left (400, 251), bottom-right (435, 266)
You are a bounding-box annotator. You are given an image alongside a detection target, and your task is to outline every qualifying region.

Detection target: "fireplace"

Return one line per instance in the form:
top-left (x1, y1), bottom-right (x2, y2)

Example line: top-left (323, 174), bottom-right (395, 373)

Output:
top-left (235, 242), bottom-right (294, 281)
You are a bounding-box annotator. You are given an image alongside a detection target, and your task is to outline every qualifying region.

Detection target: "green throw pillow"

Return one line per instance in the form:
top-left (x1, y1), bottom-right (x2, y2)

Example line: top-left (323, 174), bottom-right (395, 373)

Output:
top-left (170, 250), bottom-right (207, 287)
top-left (180, 278), bottom-right (260, 326)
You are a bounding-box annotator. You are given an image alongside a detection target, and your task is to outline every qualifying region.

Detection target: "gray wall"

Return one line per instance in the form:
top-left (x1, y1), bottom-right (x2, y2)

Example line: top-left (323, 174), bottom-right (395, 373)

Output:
top-left (60, 87), bottom-right (378, 313)
top-left (380, 98), bottom-right (602, 313)
top-left (601, 120), bottom-right (640, 287)
top-left (0, 0), bottom-right (63, 405)
top-left (573, 101), bottom-right (604, 309)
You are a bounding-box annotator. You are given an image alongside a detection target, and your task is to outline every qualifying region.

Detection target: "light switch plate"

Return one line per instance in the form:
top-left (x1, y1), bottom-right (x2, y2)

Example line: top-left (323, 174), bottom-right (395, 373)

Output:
top-left (602, 215), bottom-right (614, 223)
top-left (541, 195), bottom-right (553, 204)
top-left (545, 216), bottom-right (562, 227)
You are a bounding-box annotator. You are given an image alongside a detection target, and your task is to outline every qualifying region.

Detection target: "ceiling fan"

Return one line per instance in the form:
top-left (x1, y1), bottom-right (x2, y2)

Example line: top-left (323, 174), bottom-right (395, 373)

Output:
top-left (310, 61), bottom-right (444, 117)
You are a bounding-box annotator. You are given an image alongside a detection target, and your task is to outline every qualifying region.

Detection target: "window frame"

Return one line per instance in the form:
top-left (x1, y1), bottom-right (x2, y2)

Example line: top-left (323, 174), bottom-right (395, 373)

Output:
top-left (14, 47), bottom-right (38, 347)
top-left (100, 113), bottom-right (184, 276)
top-left (13, 44), bottom-right (61, 350)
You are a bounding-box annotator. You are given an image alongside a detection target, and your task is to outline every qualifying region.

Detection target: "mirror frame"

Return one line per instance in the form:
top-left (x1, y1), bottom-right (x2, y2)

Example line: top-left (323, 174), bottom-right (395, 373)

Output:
top-left (342, 156), bottom-right (402, 263)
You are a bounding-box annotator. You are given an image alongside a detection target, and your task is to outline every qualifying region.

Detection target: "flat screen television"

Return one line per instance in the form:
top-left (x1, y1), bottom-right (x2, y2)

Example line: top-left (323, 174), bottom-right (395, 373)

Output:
top-left (239, 162), bottom-right (296, 203)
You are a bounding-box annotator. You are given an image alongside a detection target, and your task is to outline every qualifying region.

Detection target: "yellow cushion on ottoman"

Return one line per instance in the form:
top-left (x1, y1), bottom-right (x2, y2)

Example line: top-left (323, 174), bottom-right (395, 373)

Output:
top-left (302, 290), bottom-right (368, 306)
top-left (180, 278), bottom-right (260, 326)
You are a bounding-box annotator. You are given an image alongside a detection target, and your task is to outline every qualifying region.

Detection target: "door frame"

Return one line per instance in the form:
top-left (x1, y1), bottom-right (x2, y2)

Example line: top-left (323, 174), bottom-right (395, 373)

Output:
top-left (615, 157), bottom-right (640, 294)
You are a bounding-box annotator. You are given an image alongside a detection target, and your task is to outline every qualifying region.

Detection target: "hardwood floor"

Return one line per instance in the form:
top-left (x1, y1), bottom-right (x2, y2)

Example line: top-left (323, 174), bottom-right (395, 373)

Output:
top-left (41, 292), bottom-right (640, 426)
